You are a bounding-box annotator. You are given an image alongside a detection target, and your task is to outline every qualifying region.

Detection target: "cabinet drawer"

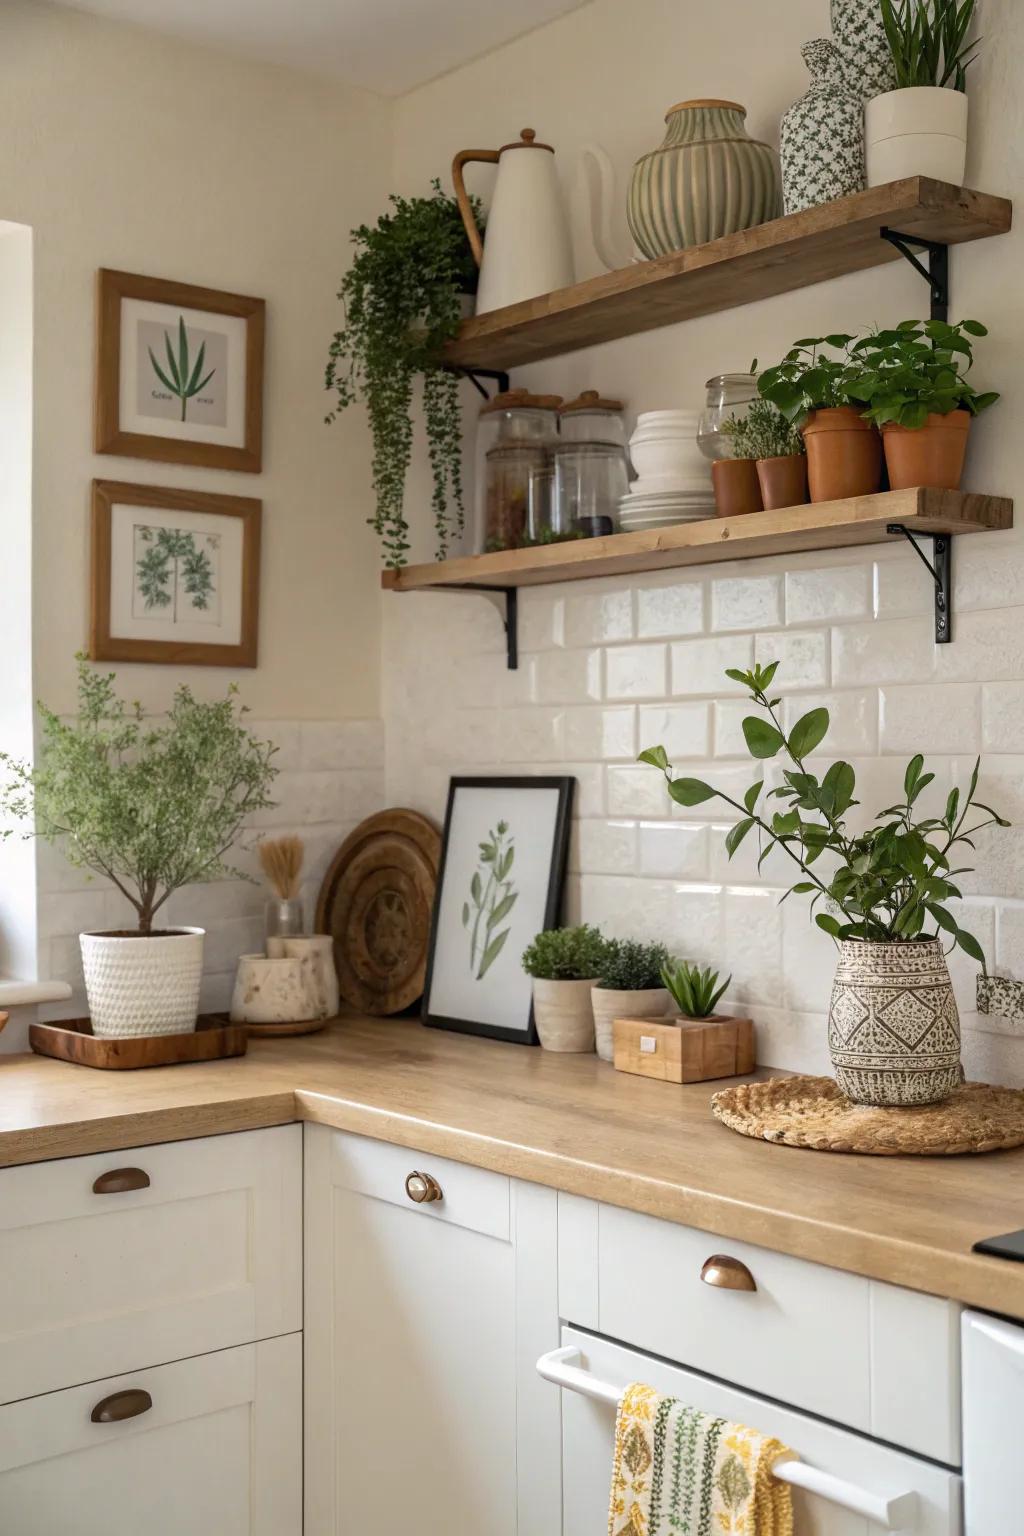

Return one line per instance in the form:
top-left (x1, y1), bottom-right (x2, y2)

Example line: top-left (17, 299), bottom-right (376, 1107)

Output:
top-left (596, 1203), bottom-right (960, 1462)
top-left (0, 1334), bottom-right (301, 1535)
top-left (326, 1128), bottom-right (509, 1240)
top-left (0, 1125), bottom-right (301, 1402)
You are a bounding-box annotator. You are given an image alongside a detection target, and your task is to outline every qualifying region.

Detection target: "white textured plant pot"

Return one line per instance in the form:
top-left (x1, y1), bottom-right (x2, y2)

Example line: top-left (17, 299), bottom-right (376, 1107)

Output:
top-left (591, 986), bottom-right (670, 1063)
top-left (828, 937), bottom-right (961, 1106)
top-left (533, 977), bottom-right (598, 1053)
top-left (866, 87), bottom-right (967, 187)
top-left (80, 928), bottom-right (204, 1038)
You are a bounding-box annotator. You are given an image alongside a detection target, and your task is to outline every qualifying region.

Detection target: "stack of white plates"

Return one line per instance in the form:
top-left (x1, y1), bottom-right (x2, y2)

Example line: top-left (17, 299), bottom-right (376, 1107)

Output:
top-left (618, 490), bottom-right (716, 533)
top-left (619, 408), bottom-right (716, 532)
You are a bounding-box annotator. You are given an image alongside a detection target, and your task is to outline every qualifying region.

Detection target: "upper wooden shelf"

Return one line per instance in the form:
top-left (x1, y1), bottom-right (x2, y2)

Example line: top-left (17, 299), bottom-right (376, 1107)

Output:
top-left (442, 179), bottom-right (1011, 370)
top-left (381, 489), bottom-right (1012, 593)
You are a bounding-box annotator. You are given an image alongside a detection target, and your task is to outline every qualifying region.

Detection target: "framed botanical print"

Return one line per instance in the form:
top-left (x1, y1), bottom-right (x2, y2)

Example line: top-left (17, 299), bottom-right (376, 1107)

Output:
top-left (95, 268), bottom-right (265, 472)
top-left (90, 479), bottom-right (261, 668)
top-left (423, 776), bottom-right (575, 1044)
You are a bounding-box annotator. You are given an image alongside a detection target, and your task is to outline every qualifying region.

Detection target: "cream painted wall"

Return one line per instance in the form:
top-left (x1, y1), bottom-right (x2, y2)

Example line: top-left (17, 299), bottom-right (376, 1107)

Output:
top-left (0, 0), bottom-right (390, 718)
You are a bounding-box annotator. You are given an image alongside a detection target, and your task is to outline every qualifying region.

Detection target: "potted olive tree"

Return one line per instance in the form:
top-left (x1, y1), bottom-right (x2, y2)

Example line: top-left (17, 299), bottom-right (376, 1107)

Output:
top-left (869, 0), bottom-right (977, 187)
top-left (591, 938), bottom-right (671, 1062)
top-left (641, 659), bottom-right (1009, 1106)
top-left (758, 336), bottom-right (880, 503)
top-left (0, 657), bottom-right (277, 1038)
top-left (521, 924), bottom-right (606, 1053)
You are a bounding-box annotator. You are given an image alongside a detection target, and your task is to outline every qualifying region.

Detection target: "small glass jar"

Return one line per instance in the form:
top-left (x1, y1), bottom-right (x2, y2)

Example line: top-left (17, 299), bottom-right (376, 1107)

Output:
top-left (525, 463), bottom-right (554, 543)
top-left (474, 390), bottom-right (561, 552)
top-left (558, 390), bottom-right (627, 449)
top-left (553, 443), bottom-right (630, 539)
top-left (697, 373), bottom-right (760, 461)
top-left (265, 897), bottom-right (304, 954)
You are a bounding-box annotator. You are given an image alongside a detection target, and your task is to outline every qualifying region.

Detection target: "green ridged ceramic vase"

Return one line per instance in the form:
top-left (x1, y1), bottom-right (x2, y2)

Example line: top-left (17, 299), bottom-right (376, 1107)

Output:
top-left (627, 99), bottom-right (781, 259)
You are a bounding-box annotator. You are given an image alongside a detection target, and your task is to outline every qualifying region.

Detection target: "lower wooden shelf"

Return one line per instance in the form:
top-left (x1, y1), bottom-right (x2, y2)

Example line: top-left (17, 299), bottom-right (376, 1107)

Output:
top-left (381, 489), bottom-right (1013, 593)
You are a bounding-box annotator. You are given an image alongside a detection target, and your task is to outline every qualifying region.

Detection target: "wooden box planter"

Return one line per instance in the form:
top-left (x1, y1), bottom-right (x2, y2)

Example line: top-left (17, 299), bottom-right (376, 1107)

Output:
top-left (613, 1014), bottom-right (755, 1084)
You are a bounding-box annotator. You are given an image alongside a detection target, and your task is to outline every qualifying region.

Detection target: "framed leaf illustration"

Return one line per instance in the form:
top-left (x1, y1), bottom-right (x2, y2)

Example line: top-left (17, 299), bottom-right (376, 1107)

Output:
top-left (95, 269), bottom-right (265, 472)
top-left (423, 777), bottom-right (574, 1044)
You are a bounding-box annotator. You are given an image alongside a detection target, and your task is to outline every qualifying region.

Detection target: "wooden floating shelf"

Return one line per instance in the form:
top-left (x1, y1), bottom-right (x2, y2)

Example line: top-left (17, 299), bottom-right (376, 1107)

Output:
top-left (381, 490), bottom-right (1013, 593)
top-left (443, 179), bottom-right (1011, 370)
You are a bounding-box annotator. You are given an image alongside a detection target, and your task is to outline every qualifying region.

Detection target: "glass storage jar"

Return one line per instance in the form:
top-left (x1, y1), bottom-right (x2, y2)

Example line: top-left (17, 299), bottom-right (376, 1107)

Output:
top-left (553, 442), bottom-right (630, 538)
top-left (697, 372), bottom-right (760, 460)
top-left (475, 389), bottom-right (561, 552)
top-left (558, 390), bottom-right (628, 450)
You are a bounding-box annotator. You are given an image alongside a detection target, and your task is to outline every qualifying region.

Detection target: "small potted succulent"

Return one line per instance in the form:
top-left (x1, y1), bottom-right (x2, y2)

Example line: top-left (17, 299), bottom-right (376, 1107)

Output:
top-left (848, 317), bottom-right (998, 490)
top-left (868, 0), bottom-right (977, 188)
top-left (661, 960), bottom-right (732, 1022)
top-left (725, 397), bottom-right (808, 511)
top-left (758, 336), bottom-right (880, 503)
top-left (591, 938), bottom-right (671, 1062)
top-left (521, 924), bottom-right (606, 1053)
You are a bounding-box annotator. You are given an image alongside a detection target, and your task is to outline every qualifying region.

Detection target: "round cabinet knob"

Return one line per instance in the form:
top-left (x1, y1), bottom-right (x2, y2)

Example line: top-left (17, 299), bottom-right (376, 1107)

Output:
top-left (405, 1170), bottom-right (443, 1205)
top-left (700, 1254), bottom-right (757, 1292)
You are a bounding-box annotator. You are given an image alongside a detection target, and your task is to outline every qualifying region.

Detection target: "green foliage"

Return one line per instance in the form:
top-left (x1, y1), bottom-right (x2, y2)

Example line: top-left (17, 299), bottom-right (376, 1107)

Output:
top-left (463, 820), bottom-right (518, 980)
top-left (0, 656), bottom-right (278, 935)
top-left (148, 315), bottom-right (216, 423)
top-left (662, 960), bottom-right (731, 1019)
top-left (880, 0), bottom-right (979, 89)
top-left (596, 938), bottom-right (672, 991)
top-left (136, 527), bottom-right (215, 613)
top-left (521, 924), bottom-right (607, 981)
top-left (757, 335), bottom-right (866, 425)
top-left (640, 661), bottom-right (1010, 963)
top-left (325, 181), bottom-right (482, 569)
top-left (847, 318), bottom-right (999, 428)
top-left (721, 397), bottom-right (805, 460)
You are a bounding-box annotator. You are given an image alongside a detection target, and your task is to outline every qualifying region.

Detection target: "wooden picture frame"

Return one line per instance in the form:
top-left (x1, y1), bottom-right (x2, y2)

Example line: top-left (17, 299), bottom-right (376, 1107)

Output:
top-left (95, 268), bottom-right (265, 472)
top-left (90, 479), bottom-right (261, 668)
top-left (422, 776), bottom-right (575, 1045)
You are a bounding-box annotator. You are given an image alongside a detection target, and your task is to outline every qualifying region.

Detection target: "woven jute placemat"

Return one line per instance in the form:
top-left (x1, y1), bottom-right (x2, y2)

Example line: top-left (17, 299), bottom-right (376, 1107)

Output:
top-left (712, 1075), bottom-right (1024, 1156)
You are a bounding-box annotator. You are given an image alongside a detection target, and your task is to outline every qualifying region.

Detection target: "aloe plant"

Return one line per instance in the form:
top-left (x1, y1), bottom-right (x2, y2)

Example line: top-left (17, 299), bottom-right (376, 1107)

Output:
top-left (148, 315), bottom-right (216, 422)
top-left (662, 960), bottom-right (732, 1019)
top-left (463, 820), bottom-right (518, 980)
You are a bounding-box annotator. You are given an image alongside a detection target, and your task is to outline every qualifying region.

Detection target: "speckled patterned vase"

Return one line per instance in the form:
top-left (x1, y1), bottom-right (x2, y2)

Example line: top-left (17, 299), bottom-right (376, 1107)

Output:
top-left (781, 40), bottom-right (866, 215)
top-left (831, 0), bottom-right (897, 101)
top-left (627, 99), bottom-right (781, 258)
top-left (828, 938), bottom-right (962, 1106)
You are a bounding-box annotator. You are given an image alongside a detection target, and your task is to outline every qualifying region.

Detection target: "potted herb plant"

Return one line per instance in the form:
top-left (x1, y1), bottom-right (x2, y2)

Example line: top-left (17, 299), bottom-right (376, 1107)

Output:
top-left (661, 960), bottom-right (732, 1022)
top-left (641, 659), bottom-right (1009, 1106)
top-left (325, 180), bottom-right (482, 570)
top-left (758, 335), bottom-right (881, 503)
top-left (521, 924), bottom-right (606, 1053)
top-left (0, 657), bottom-right (277, 1038)
top-left (725, 397), bottom-right (808, 511)
top-left (848, 317), bottom-right (998, 490)
top-left (714, 413), bottom-right (763, 518)
top-left (869, 0), bottom-right (977, 188)
top-left (591, 938), bottom-right (671, 1062)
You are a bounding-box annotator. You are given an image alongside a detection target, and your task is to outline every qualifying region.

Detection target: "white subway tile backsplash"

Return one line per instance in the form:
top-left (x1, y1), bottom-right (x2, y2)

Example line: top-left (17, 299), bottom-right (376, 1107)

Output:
top-left (607, 764), bottom-right (672, 818)
top-left (635, 576), bottom-right (705, 639)
top-left (781, 689), bottom-right (878, 756)
top-left (498, 707), bottom-right (564, 763)
top-left (832, 617), bottom-right (935, 686)
top-left (670, 884), bottom-right (725, 962)
top-left (713, 699), bottom-right (751, 758)
top-left (936, 608), bottom-right (1024, 684)
top-left (724, 887), bottom-right (783, 1007)
top-left (519, 592), bottom-right (565, 651)
top-left (982, 682), bottom-right (1024, 753)
top-left (879, 683), bottom-right (980, 755)
top-left (301, 719), bottom-right (384, 770)
top-left (578, 875), bottom-right (676, 946)
top-left (672, 635), bottom-right (754, 696)
top-left (531, 647), bottom-right (602, 705)
top-left (638, 703), bottom-right (711, 760)
top-left (785, 564), bottom-right (871, 625)
top-left (574, 819), bottom-right (637, 876)
top-left (564, 706), bottom-right (636, 762)
top-left (604, 643), bottom-right (668, 701)
top-left (639, 822), bottom-right (710, 881)
top-left (710, 572), bottom-right (783, 632)
top-left (564, 587), bottom-right (633, 647)
top-left (754, 629), bottom-right (829, 689)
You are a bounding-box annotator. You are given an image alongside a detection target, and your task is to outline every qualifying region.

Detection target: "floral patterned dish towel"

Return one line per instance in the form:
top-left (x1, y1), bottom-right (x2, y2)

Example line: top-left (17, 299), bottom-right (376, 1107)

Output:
top-left (609, 1382), bottom-right (795, 1535)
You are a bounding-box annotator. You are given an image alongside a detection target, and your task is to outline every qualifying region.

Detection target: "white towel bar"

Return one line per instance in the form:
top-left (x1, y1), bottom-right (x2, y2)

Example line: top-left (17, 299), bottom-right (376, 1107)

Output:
top-left (536, 1345), bottom-right (920, 1532)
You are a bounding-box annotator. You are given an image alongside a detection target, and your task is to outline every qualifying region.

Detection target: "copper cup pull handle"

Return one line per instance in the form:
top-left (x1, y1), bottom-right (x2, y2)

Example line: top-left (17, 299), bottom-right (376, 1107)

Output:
top-left (91, 1388), bottom-right (153, 1424)
top-left (405, 1170), bottom-right (443, 1205)
top-left (700, 1254), bottom-right (757, 1292)
top-left (92, 1167), bottom-right (151, 1195)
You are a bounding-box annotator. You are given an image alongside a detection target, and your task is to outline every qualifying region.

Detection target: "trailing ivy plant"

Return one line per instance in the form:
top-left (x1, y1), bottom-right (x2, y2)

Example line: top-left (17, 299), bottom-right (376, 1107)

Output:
top-left (880, 0), bottom-right (979, 90)
top-left (640, 661), bottom-right (1008, 962)
top-left (325, 180), bottom-right (482, 569)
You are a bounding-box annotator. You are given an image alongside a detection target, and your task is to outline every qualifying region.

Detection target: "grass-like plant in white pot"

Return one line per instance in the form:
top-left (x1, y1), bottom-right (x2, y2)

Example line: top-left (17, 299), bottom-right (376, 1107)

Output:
top-left (641, 659), bottom-right (1009, 1106)
top-left (868, 0), bottom-right (977, 187)
top-left (0, 657), bottom-right (277, 1038)
top-left (591, 939), bottom-right (671, 1063)
top-left (521, 924), bottom-right (606, 1053)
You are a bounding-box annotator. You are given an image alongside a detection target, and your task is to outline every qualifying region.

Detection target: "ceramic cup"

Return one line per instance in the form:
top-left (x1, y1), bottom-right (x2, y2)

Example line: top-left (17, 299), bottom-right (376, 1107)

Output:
top-left (230, 954), bottom-right (318, 1025)
top-left (281, 936), bottom-right (340, 1020)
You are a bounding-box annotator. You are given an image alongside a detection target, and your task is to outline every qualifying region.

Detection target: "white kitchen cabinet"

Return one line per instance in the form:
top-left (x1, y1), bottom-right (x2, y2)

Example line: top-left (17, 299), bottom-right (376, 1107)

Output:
top-left (962, 1309), bottom-right (1022, 1533)
top-left (303, 1124), bottom-right (561, 1536)
top-left (0, 1333), bottom-right (301, 1536)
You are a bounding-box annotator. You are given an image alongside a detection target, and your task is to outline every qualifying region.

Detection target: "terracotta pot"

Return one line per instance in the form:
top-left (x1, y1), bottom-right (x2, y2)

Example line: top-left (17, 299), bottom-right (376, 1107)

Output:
top-left (533, 977), bottom-right (598, 1052)
top-left (801, 407), bottom-right (882, 502)
top-left (590, 985), bottom-right (670, 1063)
top-left (711, 458), bottom-right (763, 517)
top-left (756, 453), bottom-right (808, 510)
top-left (881, 410), bottom-right (971, 492)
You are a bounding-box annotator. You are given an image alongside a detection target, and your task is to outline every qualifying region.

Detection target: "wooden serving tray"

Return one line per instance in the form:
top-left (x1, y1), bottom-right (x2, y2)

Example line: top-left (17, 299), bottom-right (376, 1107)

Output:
top-left (30, 1014), bottom-right (249, 1069)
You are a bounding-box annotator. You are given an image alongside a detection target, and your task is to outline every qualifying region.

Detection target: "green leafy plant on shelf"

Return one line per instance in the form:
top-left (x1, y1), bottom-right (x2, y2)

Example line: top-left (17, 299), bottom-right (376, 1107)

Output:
top-left (880, 0), bottom-right (979, 89)
top-left (463, 820), bottom-right (518, 981)
top-left (325, 180), bottom-right (482, 569)
top-left (721, 397), bottom-right (805, 460)
top-left (846, 317), bottom-right (999, 428)
top-left (661, 960), bottom-right (731, 1019)
top-left (148, 315), bottom-right (216, 423)
top-left (640, 660), bottom-right (1008, 961)
top-left (521, 924), bottom-right (607, 981)
top-left (757, 334), bottom-right (868, 424)
top-left (596, 938), bottom-right (671, 991)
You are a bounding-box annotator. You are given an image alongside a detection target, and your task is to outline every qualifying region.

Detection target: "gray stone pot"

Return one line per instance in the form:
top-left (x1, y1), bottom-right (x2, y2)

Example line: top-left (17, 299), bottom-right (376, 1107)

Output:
top-left (828, 938), bottom-right (962, 1106)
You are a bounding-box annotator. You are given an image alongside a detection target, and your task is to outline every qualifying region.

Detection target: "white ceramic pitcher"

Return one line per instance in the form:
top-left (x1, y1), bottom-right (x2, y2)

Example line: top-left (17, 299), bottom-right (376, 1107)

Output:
top-left (453, 128), bottom-right (574, 314)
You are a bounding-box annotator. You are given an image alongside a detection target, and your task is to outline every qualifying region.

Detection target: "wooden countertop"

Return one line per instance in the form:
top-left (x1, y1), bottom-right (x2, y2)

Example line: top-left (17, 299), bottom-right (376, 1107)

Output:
top-left (3, 1016), bottom-right (1024, 1318)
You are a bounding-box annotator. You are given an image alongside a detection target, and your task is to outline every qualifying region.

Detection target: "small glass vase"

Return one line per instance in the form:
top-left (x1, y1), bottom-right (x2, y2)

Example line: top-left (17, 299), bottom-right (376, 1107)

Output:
top-left (265, 898), bottom-right (305, 957)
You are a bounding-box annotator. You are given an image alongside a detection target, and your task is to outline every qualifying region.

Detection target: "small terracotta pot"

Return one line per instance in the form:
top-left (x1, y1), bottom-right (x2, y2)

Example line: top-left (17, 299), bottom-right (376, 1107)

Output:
top-left (756, 453), bottom-right (808, 510)
top-left (881, 410), bottom-right (971, 491)
top-left (801, 407), bottom-right (882, 502)
top-left (711, 458), bottom-right (763, 517)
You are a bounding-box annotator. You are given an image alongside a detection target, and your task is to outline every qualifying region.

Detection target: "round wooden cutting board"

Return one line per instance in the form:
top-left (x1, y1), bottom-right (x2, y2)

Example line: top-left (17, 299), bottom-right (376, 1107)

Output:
top-left (315, 809), bottom-right (441, 1016)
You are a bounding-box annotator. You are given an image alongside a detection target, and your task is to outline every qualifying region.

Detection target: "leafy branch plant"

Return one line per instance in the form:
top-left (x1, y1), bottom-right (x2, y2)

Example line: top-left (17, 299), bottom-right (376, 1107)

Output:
top-left (757, 334), bottom-right (866, 425)
top-left (880, 0), bottom-right (979, 89)
top-left (463, 820), bottom-right (518, 980)
top-left (662, 960), bottom-right (731, 1018)
top-left (847, 317), bottom-right (999, 428)
top-left (148, 316), bottom-right (215, 422)
top-left (640, 661), bottom-right (1008, 963)
top-left (0, 656), bottom-right (278, 935)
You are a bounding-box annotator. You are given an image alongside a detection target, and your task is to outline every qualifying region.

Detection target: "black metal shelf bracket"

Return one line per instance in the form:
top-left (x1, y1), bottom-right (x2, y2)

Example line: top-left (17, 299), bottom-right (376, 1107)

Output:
top-left (433, 583), bottom-right (519, 669)
top-left (442, 364), bottom-right (511, 401)
top-left (880, 227), bottom-right (950, 322)
top-left (886, 523), bottom-right (953, 643)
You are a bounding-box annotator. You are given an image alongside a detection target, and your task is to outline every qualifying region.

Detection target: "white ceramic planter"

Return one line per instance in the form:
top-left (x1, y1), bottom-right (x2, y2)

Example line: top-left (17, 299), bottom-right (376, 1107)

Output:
top-left (80, 928), bottom-right (204, 1038)
top-left (230, 954), bottom-right (317, 1025)
top-left (590, 986), bottom-right (671, 1063)
top-left (866, 87), bottom-right (968, 187)
top-left (533, 977), bottom-right (598, 1053)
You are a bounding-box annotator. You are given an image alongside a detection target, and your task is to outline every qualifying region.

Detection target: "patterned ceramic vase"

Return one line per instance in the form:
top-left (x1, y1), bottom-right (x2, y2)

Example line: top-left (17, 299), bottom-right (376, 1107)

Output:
top-left (781, 40), bottom-right (866, 215)
top-left (831, 0), bottom-right (898, 101)
top-left (828, 938), bottom-right (962, 1106)
top-left (627, 99), bottom-right (781, 258)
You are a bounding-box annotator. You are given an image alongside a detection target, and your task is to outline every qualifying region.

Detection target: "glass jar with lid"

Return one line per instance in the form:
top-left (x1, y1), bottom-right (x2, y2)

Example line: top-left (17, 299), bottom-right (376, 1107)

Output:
top-left (553, 442), bottom-right (630, 539)
top-left (697, 373), bottom-right (760, 461)
top-left (558, 390), bottom-right (628, 450)
top-left (474, 389), bottom-right (561, 552)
